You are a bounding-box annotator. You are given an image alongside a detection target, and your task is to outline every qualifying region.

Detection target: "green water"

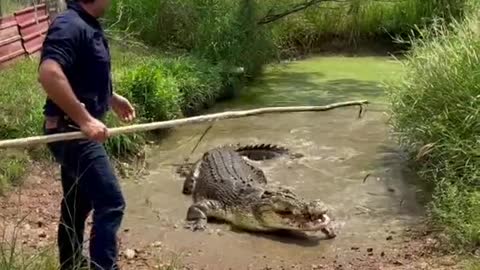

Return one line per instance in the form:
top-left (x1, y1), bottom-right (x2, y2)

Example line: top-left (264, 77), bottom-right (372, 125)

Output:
top-left (215, 55), bottom-right (403, 110)
top-left (120, 55), bottom-right (422, 269)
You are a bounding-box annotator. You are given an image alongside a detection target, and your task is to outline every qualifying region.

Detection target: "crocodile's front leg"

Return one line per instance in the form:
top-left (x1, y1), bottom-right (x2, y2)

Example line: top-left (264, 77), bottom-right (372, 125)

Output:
top-left (184, 199), bottom-right (223, 231)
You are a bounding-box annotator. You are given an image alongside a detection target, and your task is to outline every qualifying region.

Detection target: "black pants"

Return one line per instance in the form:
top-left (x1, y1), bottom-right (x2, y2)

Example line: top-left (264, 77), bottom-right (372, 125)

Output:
top-left (44, 121), bottom-right (126, 270)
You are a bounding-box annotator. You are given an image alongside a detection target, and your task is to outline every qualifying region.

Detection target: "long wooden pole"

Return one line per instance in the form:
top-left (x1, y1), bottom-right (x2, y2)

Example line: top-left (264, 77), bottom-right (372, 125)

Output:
top-left (0, 100), bottom-right (368, 149)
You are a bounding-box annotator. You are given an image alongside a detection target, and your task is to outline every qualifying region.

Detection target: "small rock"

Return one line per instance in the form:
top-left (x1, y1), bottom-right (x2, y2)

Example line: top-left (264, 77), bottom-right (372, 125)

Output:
top-left (124, 249), bottom-right (136, 260)
top-left (37, 219), bottom-right (44, 228)
top-left (366, 248), bottom-right (373, 253)
top-left (351, 247), bottom-right (359, 250)
top-left (23, 224), bottom-right (31, 231)
top-left (152, 241), bottom-right (162, 247)
top-left (38, 231), bottom-right (47, 238)
top-left (393, 260), bottom-right (403, 266)
top-left (381, 251), bottom-right (385, 257)
top-left (418, 262), bottom-right (429, 269)
top-left (386, 235), bottom-right (393, 240)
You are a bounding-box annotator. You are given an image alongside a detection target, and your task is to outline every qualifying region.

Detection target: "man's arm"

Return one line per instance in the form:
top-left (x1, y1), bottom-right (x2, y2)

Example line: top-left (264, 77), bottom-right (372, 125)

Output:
top-left (38, 59), bottom-right (93, 126)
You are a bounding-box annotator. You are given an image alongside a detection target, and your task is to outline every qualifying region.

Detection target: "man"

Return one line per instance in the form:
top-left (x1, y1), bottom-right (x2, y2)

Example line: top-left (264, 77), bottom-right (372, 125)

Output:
top-left (37, 0), bottom-right (135, 269)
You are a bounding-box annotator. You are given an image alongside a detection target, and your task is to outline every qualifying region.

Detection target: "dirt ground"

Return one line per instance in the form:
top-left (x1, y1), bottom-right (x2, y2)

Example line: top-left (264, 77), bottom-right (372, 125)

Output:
top-left (0, 161), bottom-right (470, 270)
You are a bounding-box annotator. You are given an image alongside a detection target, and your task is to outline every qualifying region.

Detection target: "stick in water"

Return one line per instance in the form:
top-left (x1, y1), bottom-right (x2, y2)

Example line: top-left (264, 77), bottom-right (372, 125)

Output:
top-left (0, 100), bottom-right (369, 149)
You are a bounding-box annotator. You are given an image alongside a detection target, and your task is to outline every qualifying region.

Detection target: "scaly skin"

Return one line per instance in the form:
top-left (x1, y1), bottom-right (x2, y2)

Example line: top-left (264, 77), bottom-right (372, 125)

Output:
top-left (179, 144), bottom-right (336, 239)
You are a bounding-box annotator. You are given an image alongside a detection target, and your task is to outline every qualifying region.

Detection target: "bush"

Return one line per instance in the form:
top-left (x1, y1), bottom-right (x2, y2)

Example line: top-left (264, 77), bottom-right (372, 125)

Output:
top-left (117, 55), bottom-right (224, 120)
top-left (159, 56), bottom-right (223, 115)
top-left (118, 60), bottom-right (183, 122)
top-left (385, 14), bottom-right (480, 250)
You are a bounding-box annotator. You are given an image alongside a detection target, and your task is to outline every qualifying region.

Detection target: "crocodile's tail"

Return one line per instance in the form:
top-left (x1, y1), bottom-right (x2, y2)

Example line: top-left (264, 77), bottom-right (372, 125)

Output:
top-left (233, 143), bottom-right (303, 161)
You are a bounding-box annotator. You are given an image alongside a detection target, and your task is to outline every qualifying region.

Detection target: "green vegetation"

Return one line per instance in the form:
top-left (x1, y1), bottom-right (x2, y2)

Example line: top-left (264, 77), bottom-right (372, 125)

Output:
top-left (104, 0), bottom-right (471, 57)
top-left (0, 242), bottom-right (56, 270)
top-left (0, 0), bottom-right (32, 17)
top-left (266, 0), bottom-right (472, 54)
top-left (385, 11), bottom-right (480, 251)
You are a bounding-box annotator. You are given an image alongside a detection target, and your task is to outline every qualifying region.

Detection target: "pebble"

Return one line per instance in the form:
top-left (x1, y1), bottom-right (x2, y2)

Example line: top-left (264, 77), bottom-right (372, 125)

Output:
top-left (124, 249), bottom-right (136, 260)
top-left (151, 241), bottom-right (162, 247)
top-left (393, 260), bottom-right (403, 266)
top-left (37, 219), bottom-right (44, 228)
top-left (38, 231), bottom-right (47, 238)
top-left (419, 262), bottom-right (429, 269)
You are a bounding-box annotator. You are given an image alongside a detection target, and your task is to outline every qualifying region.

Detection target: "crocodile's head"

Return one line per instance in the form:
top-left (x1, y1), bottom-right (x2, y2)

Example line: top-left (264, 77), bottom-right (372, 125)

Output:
top-left (254, 188), bottom-right (332, 232)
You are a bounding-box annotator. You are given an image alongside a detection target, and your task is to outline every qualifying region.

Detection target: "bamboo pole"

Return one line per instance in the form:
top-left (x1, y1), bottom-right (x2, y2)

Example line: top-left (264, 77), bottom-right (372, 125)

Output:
top-left (0, 100), bottom-right (368, 149)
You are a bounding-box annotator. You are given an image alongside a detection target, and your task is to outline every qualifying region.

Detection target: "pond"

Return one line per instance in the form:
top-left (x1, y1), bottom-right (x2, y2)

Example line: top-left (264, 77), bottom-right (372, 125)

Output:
top-left (119, 55), bottom-right (425, 269)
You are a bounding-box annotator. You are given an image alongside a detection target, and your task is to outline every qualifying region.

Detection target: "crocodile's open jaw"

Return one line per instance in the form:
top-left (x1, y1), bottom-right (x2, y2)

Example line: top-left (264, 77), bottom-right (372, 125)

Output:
top-left (275, 208), bottom-right (331, 231)
top-left (256, 190), bottom-right (333, 232)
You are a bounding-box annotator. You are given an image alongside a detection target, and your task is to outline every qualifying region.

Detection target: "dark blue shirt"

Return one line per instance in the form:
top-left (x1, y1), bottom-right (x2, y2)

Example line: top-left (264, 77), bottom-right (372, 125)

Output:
top-left (40, 1), bottom-right (112, 119)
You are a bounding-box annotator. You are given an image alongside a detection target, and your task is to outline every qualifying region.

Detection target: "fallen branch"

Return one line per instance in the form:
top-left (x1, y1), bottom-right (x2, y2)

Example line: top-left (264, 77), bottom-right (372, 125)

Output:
top-left (0, 100), bottom-right (369, 149)
top-left (257, 0), bottom-right (345, 25)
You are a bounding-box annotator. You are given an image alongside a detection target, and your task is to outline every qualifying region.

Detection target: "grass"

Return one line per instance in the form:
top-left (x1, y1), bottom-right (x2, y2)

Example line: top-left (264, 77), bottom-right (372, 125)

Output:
top-left (385, 12), bottom-right (480, 251)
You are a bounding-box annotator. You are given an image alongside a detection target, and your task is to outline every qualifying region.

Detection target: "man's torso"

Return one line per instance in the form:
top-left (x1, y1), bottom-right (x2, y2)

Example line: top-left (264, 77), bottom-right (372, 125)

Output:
top-left (41, 2), bottom-right (112, 121)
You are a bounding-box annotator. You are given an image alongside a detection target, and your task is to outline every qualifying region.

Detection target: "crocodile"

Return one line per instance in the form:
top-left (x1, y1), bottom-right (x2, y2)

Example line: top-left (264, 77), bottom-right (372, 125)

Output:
top-left (178, 143), bottom-right (336, 239)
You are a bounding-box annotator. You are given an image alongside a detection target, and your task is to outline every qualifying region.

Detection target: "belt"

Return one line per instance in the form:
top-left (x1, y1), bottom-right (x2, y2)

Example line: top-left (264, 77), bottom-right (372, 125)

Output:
top-left (44, 115), bottom-right (80, 131)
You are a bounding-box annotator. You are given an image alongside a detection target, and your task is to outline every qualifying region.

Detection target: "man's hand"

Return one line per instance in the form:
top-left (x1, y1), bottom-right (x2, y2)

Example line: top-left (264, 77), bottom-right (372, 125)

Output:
top-left (80, 117), bottom-right (110, 143)
top-left (110, 93), bottom-right (136, 122)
